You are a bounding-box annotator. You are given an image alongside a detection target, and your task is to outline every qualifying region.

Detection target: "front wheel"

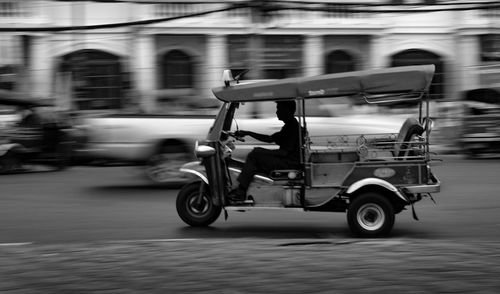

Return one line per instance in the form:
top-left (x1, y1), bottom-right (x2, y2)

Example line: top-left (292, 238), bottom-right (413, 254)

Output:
top-left (146, 145), bottom-right (190, 184)
top-left (176, 182), bottom-right (221, 227)
top-left (347, 192), bottom-right (395, 237)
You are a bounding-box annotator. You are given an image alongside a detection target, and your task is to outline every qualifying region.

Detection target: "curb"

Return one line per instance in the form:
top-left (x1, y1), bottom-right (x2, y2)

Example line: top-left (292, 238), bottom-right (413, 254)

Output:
top-left (1, 238), bottom-right (500, 293)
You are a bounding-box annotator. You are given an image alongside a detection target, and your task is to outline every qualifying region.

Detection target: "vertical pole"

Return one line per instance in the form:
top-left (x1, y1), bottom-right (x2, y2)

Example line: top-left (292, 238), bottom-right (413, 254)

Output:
top-left (127, 1), bottom-right (137, 111)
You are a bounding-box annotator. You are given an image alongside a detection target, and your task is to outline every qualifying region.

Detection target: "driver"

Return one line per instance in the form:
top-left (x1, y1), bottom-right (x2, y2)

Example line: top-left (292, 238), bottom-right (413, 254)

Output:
top-left (228, 100), bottom-right (301, 202)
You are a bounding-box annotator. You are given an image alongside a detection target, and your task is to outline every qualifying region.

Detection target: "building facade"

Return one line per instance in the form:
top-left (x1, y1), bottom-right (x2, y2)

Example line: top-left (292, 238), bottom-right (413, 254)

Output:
top-left (0, 0), bottom-right (499, 112)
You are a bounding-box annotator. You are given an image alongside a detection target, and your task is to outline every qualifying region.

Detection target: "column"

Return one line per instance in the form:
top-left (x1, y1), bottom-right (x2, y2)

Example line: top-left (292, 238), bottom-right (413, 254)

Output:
top-left (303, 35), bottom-right (323, 77)
top-left (133, 32), bottom-right (156, 113)
top-left (30, 34), bottom-right (52, 100)
top-left (457, 35), bottom-right (480, 91)
top-left (368, 34), bottom-right (387, 69)
top-left (204, 34), bottom-right (227, 98)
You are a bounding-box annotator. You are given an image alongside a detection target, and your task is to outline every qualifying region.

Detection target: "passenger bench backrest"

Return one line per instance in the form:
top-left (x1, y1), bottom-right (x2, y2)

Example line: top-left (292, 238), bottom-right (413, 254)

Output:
top-left (394, 118), bottom-right (424, 158)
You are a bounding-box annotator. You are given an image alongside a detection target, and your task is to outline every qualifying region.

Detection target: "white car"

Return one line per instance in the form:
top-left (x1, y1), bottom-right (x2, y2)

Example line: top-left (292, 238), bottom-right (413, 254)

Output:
top-left (80, 99), bottom-right (404, 184)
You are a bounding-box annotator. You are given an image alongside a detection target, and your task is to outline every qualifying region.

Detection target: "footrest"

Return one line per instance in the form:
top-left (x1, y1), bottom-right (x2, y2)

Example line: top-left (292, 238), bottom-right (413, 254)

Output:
top-left (228, 198), bottom-right (255, 206)
top-left (270, 170), bottom-right (302, 180)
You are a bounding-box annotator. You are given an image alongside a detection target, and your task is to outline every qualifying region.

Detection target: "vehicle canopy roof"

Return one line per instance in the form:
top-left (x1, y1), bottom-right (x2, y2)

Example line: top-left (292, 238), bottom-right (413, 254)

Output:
top-left (212, 65), bottom-right (435, 103)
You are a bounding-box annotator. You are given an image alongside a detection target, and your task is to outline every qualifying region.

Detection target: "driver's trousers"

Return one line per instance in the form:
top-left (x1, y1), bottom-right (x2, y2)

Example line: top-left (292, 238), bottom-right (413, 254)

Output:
top-left (237, 148), bottom-right (299, 191)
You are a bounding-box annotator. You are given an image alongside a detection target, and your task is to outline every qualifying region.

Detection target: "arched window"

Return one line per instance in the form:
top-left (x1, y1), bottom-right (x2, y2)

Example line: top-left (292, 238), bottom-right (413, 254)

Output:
top-left (325, 50), bottom-right (356, 74)
top-left (160, 50), bottom-right (194, 89)
top-left (391, 49), bottom-right (444, 100)
top-left (60, 49), bottom-right (123, 110)
top-left (0, 65), bottom-right (16, 90)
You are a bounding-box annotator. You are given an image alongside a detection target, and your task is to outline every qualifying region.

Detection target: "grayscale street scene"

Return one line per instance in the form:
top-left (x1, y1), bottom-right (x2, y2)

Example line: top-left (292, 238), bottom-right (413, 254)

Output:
top-left (1, 0), bottom-right (500, 293)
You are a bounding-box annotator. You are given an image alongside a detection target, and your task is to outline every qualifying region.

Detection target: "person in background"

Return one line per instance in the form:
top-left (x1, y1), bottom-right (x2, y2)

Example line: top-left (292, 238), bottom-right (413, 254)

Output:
top-left (17, 106), bottom-right (41, 128)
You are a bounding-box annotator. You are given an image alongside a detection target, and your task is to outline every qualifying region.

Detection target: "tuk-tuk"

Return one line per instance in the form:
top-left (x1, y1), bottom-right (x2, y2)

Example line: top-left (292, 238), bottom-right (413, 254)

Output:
top-left (0, 91), bottom-right (73, 173)
top-left (176, 65), bottom-right (441, 237)
top-left (459, 87), bottom-right (500, 158)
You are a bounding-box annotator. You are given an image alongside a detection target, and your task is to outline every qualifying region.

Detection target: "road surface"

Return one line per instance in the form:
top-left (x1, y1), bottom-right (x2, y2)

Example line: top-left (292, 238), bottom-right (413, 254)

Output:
top-left (1, 155), bottom-right (499, 244)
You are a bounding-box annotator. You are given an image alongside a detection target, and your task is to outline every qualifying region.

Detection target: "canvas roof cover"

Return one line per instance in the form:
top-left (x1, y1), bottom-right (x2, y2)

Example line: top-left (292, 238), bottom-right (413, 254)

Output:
top-left (212, 65), bottom-right (435, 103)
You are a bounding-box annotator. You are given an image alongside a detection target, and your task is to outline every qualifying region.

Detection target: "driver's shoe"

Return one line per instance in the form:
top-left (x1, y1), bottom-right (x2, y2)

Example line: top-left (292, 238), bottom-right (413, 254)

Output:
top-left (228, 187), bottom-right (246, 203)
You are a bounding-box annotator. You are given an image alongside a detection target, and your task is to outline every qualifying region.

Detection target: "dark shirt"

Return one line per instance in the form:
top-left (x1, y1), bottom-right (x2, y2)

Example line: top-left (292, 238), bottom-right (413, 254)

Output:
top-left (271, 118), bottom-right (301, 163)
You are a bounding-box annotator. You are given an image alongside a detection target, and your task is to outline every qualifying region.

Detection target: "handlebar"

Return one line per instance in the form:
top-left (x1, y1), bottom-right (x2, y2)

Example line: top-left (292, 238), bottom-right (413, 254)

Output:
top-left (223, 131), bottom-right (245, 142)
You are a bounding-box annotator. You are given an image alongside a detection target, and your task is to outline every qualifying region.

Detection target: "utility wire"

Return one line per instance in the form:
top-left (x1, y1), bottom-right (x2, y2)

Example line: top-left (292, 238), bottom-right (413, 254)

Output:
top-left (1, 1), bottom-right (499, 32)
top-left (48, 0), bottom-right (500, 5)
top-left (0, 3), bottom-right (247, 32)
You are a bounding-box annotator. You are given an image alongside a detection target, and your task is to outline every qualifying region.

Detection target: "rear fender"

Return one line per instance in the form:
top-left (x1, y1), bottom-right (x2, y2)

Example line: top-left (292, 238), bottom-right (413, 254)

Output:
top-left (179, 161), bottom-right (208, 184)
top-left (346, 178), bottom-right (409, 203)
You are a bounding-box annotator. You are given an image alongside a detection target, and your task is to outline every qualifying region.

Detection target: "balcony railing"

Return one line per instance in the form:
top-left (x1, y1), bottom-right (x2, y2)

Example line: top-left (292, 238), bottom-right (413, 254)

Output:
top-left (0, 0), bottom-right (32, 18)
top-left (152, 2), bottom-right (370, 23)
top-left (153, 3), bottom-right (211, 18)
top-left (480, 7), bottom-right (500, 19)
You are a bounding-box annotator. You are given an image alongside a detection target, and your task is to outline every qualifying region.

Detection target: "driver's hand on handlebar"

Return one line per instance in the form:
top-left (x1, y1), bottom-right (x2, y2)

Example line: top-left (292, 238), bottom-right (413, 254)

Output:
top-left (234, 130), bottom-right (250, 137)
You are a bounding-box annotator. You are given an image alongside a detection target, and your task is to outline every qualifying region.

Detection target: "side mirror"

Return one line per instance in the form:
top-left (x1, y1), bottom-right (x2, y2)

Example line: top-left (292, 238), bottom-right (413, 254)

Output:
top-left (222, 70), bottom-right (234, 87)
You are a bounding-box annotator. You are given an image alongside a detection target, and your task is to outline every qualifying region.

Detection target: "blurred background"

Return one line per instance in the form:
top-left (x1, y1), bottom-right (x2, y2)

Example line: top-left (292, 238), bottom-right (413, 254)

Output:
top-left (0, 0), bottom-right (499, 160)
top-left (1, 4), bottom-right (500, 291)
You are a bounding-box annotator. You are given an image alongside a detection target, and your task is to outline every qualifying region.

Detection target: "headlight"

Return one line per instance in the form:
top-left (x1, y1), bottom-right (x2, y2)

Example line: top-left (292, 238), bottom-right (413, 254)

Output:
top-left (195, 141), bottom-right (216, 158)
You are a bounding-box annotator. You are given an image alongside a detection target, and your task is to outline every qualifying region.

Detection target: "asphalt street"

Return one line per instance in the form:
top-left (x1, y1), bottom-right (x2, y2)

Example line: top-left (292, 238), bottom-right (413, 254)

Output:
top-left (1, 155), bottom-right (500, 293)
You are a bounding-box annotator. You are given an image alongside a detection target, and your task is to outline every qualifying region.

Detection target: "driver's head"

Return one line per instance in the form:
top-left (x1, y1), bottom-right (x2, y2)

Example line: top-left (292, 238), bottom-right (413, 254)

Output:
top-left (276, 101), bottom-right (296, 121)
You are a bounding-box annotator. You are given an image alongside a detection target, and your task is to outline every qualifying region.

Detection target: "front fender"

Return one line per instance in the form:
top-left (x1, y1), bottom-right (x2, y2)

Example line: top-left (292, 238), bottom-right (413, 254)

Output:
top-left (179, 161), bottom-right (208, 184)
top-left (346, 177), bottom-right (409, 203)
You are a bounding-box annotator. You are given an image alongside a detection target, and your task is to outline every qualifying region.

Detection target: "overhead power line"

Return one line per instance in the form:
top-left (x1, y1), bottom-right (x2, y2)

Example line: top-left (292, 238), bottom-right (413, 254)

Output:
top-left (0, 3), bottom-right (247, 32)
top-left (48, 0), bottom-right (500, 5)
top-left (1, 1), bottom-right (499, 32)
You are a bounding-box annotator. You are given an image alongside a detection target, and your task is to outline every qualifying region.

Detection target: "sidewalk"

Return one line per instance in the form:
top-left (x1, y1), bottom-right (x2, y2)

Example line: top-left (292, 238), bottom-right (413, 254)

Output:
top-left (1, 238), bottom-right (499, 293)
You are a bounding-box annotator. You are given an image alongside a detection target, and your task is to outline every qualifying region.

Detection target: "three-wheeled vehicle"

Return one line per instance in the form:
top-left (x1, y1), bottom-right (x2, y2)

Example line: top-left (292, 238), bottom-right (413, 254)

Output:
top-left (0, 92), bottom-right (74, 173)
top-left (176, 65), bottom-right (441, 237)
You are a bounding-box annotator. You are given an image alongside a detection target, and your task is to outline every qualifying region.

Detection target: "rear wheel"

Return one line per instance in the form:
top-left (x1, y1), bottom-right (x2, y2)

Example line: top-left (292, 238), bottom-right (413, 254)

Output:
top-left (176, 182), bottom-right (221, 227)
top-left (347, 192), bottom-right (395, 237)
top-left (0, 150), bottom-right (22, 174)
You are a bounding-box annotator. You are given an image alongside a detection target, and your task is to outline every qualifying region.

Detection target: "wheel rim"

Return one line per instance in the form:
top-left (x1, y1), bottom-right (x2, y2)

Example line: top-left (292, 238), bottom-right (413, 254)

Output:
top-left (187, 194), bottom-right (211, 216)
top-left (146, 153), bottom-right (186, 183)
top-left (357, 203), bottom-right (385, 231)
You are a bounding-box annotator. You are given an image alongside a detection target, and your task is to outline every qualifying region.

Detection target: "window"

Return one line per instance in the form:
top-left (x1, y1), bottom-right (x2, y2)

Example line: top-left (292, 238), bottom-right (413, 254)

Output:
top-left (262, 35), bottom-right (302, 79)
top-left (391, 49), bottom-right (444, 100)
top-left (0, 65), bottom-right (16, 90)
top-left (480, 34), bottom-right (500, 62)
top-left (228, 35), bottom-right (303, 80)
top-left (61, 50), bottom-right (124, 110)
top-left (160, 50), bottom-right (194, 89)
top-left (228, 35), bottom-right (250, 79)
top-left (325, 50), bottom-right (356, 74)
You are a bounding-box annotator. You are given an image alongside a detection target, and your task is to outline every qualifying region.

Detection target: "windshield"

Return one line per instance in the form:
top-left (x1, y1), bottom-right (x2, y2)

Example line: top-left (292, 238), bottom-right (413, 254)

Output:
top-left (206, 102), bottom-right (236, 142)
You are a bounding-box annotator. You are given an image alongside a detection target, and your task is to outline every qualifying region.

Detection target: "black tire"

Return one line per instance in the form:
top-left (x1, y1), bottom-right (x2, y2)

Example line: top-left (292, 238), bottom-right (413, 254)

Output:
top-left (176, 182), bottom-right (221, 227)
top-left (0, 151), bottom-right (22, 174)
top-left (145, 144), bottom-right (190, 184)
top-left (347, 192), bottom-right (395, 237)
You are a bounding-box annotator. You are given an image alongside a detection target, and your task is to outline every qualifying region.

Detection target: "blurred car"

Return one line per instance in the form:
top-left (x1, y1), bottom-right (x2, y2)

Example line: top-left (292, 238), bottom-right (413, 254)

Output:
top-left (79, 97), bottom-right (404, 184)
top-left (458, 88), bottom-right (500, 158)
top-left (77, 98), bottom-right (220, 184)
top-left (0, 91), bottom-right (77, 173)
